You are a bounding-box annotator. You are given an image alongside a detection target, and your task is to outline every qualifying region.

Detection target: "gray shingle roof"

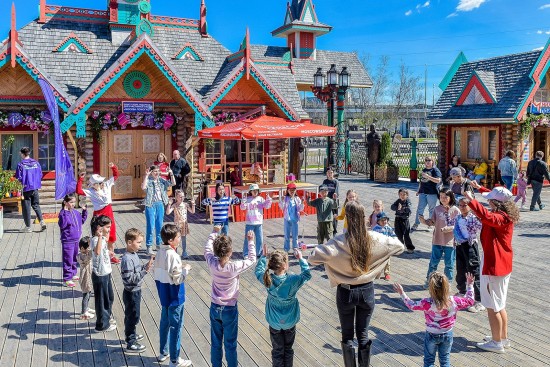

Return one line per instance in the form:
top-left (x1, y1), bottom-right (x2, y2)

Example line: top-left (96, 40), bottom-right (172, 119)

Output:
top-left (476, 70), bottom-right (496, 100)
top-left (428, 51), bottom-right (541, 120)
top-left (249, 45), bottom-right (372, 88)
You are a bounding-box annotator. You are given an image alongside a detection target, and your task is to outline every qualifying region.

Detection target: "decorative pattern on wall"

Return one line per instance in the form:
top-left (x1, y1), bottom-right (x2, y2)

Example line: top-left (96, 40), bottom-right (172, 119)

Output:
top-left (0, 109), bottom-right (55, 134)
top-left (123, 71), bottom-right (151, 98)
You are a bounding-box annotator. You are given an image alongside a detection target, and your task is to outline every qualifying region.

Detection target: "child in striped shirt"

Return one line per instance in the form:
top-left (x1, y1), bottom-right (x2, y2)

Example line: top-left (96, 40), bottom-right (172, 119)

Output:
top-left (394, 271), bottom-right (475, 367)
top-left (202, 182), bottom-right (240, 235)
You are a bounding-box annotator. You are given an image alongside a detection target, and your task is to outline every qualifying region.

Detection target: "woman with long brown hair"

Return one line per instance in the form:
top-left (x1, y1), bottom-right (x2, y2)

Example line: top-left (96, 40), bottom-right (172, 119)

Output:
top-left (309, 201), bottom-right (404, 367)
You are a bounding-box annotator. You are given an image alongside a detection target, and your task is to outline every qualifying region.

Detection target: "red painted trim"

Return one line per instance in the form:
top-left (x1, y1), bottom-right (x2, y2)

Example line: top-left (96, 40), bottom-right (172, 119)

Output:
top-left (149, 15), bottom-right (199, 28)
top-left (93, 139), bottom-right (100, 173)
top-left (517, 47), bottom-right (550, 120)
top-left (45, 5), bottom-right (109, 20)
top-left (39, 0), bottom-right (46, 23)
top-left (52, 32), bottom-right (93, 53)
top-left (456, 75), bottom-right (494, 105)
top-left (172, 42), bottom-right (203, 60)
top-left (10, 3), bottom-right (17, 68)
top-left (171, 134), bottom-right (178, 151)
top-left (245, 28), bottom-right (251, 81)
top-left (199, 0), bottom-right (207, 36)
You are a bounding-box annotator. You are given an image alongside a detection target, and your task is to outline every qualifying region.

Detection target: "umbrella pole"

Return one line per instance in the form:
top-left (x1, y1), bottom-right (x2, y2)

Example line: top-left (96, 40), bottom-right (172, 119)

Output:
top-left (238, 140), bottom-right (243, 185)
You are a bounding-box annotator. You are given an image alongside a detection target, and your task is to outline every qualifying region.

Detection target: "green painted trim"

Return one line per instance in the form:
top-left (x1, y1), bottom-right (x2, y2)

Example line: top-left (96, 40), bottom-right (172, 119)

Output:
top-left (272, 24), bottom-right (330, 37)
top-left (123, 71), bottom-right (151, 98)
top-left (514, 39), bottom-right (550, 121)
top-left (56, 39), bottom-right (89, 53)
top-left (439, 51), bottom-right (467, 91)
top-left (175, 47), bottom-right (202, 61)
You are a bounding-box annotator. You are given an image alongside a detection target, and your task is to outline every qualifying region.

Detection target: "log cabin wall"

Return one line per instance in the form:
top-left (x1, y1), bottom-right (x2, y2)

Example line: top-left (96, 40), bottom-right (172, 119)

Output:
top-left (437, 124), bottom-right (448, 175)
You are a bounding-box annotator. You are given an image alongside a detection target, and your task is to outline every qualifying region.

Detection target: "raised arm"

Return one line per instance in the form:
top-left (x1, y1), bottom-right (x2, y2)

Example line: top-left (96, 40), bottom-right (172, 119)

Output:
top-left (76, 173), bottom-right (87, 196)
top-left (255, 256), bottom-right (267, 283)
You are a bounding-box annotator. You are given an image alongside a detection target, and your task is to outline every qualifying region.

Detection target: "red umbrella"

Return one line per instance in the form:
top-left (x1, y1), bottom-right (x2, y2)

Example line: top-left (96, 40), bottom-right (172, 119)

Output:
top-left (198, 115), bottom-right (336, 140)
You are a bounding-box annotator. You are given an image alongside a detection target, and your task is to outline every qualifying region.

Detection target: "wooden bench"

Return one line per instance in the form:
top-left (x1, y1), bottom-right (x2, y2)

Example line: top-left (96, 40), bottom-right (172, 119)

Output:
top-left (463, 161), bottom-right (496, 189)
top-left (0, 197), bottom-right (22, 213)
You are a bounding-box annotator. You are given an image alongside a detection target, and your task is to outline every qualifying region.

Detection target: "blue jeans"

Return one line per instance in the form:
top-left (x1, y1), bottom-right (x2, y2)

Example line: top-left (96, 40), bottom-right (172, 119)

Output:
top-left (501, 176), bottom-right (514, 191)
top-left (214, 219), bottom-right (229, 236)
top-left (181, 235), bottom-right (188, 257)
top-left (210, 303), bottom-right (239, 367)
top-left (283, 219), bottom-right (299, 251)
top-left (159, 303), bottom-right (185, 362)
top-left (145, 201), bottom-right (164, 247)
top-left (415, 194), bottom-right (438, 225)
top-left (424, 330), bottom-right (453, 367)
top-left (427, 245), bottom-right (456, 281)
top-left (468, 173), bottom-right (485, 184)
top-left (243, 224), bottom-right (263, 257)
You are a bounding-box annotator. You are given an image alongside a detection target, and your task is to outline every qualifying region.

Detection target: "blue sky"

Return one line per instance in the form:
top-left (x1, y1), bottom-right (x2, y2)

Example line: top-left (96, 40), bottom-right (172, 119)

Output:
top-left (1, 0), bottom-right (550, 103)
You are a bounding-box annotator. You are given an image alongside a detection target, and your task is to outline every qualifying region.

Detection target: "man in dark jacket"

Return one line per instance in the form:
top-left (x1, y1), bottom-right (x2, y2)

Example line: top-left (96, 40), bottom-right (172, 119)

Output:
top-left (15, 147), bottom-right (45, 232)
top-left (526, 151), bottom-right (550, 211)
top-left (169, 149), bottom-right (190, 195)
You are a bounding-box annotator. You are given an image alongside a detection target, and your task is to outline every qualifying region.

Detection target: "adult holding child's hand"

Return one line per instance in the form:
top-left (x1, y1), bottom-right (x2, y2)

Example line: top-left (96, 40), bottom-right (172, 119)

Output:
top-left (308, 201), bottom-right (405, 367)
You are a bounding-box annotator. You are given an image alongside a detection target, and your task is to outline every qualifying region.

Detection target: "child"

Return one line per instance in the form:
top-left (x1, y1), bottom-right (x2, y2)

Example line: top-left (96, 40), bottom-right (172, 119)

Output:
top-left (372, 212), bottom-right (397, 281)
top-left (420, 189), bottom-right (460, 288)
top-left (454, 197), bottom-right (484, 313)
top-left (77, 163), bottom-right (120, 264)
top-left (90, 215), bottom-right (116, 332)
top-left (121, 228), bottom-right (154, 354)
top-left (279, 183), bottom-right (304, 253)
top-left (77, 236), bottom-right (95, 320)
top-left (335, 189), bottom-right (358, 233)
top-left (58, 193), bottom-right (88, 287)
top-left (167, 189), bottom-right (196, 259)
top-left (514, 170), bottom-right (527, 209)
top-left (154, 224), bottom-right (192, 367)
top-left (305, 185), bottom-right (338, 244)
top-left (255, 244), bottom-right (311, 367)
top-left (390, 188), bottom-right (415, 253)
top-left (368, 199), bottom-right (384, 228)
top-left (393, 272), bottom-right (475, 367)
top-left (205, 227), bottom-right (257, 367)
top-left (202, 182), bottom-right (240, 235)
top-left (240, 183), bottom-right (272, 257)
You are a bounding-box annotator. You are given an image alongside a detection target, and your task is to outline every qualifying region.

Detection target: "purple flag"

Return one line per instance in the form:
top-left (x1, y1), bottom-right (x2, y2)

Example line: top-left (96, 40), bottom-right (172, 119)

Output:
top-left (38, 78), bottom-right (76, 200)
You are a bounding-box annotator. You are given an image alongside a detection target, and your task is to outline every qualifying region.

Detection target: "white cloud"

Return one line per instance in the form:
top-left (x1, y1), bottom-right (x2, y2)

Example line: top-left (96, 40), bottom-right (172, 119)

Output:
top-left (447, 12), bottom-right (458, 18)
top-left (423, 1), bottom-right (431, 7)
top-left (539, 4), bottom-right (550, 9)
top-left (537, 30), bottom-right (550, 34)
top-left (405, 9), bottom-right (413, 16)
top-left (456, 0), bottom-right (487, 12)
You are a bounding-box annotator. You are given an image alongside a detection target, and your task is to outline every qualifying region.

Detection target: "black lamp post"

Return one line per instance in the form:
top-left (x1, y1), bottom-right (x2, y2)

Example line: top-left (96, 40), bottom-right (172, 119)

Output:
top-left (311, 64), bottom-right (350, 173)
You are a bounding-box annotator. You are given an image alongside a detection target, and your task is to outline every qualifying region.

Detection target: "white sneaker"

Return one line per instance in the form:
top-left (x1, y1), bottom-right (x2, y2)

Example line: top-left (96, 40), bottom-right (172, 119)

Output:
top-left (19, 226), bottom-right (32, 233)
top-left (87, 308), bottom-right (96, 314)
top-left (98, 324), bottom-right (117, 332)
top-left (147, 247), bottom-right (154, 255)
top-left (476, 340), bottom-right (505, 353)
top-left (40, 221), bottom-right (47, 231)
top-left (157, 353), bottom-right (169, 362)
top-left (483, 336), bottom-right (511, 349)
top-left (467, 302), bottom-right (486, 313)
top-left (169, 357), bottom-right (192, 367)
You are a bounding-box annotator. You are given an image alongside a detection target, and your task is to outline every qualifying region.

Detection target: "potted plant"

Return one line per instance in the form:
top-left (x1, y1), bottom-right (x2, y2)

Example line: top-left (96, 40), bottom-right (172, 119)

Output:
top-left (0, 169), bottom-right (22, 199)
top-left (374, 132), bottom-right (399, 183)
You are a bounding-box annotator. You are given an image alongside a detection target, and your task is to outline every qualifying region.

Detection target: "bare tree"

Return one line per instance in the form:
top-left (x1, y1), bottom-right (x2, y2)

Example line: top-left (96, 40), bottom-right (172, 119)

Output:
top-left (388, 61), bottom-right (423, 132)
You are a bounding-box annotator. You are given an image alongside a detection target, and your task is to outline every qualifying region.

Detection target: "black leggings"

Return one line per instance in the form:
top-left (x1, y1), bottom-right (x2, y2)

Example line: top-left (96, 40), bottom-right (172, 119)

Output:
top-left (336, 282), bottom-right (375, 348)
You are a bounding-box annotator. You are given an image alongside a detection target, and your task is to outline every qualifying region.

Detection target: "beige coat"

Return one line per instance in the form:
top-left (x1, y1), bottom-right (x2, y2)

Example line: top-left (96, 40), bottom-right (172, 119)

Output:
top-left (77, 252), bottom-right (93, 293)
top-left (309, 232), bottom-right (404, 287)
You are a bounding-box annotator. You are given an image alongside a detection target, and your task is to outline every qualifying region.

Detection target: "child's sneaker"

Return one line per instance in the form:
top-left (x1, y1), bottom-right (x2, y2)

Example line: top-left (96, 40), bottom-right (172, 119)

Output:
top-left (169, 357), bottom-right (192, 367)
top-left (87, 308), bottom-right (96, 314)
top-left (476, 340), bottom-right (505, 353)
top-left (136, 334), bottom-right (144, 341)
top-left (79, 312), bottom-right (95, 320)
top-left (65, 280), bottom-right (76, 287)
top-left (100, 324), bottom-right (117, 332)
top-left (157, 353), bottom-right (170, 362)
top-left (19, 226), bottom-right (32, 233)
top-left (468, 302), bottom-right (486, 313)
top-left (126, 343), bottom-right (146, 354)
top-left (110, 256), bottom-right (120, 264)
top-left (147, 247), bottom-right (154, 255)
top-left (410, 224), bottom-right (418, 233)
top-left (72, 275), bottom-right (80, 281)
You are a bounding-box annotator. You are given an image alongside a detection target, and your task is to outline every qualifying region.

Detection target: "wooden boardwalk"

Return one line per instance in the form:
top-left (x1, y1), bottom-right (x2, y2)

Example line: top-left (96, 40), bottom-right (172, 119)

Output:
top-left (1, 171), bottom-right (549, 367)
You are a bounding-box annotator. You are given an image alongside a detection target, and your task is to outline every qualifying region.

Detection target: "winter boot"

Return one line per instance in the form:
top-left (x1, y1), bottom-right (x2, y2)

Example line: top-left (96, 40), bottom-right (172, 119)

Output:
top-left (358, 339), bottom-right (372, 367)
top-left (341, 341), bottom-right (357, 367)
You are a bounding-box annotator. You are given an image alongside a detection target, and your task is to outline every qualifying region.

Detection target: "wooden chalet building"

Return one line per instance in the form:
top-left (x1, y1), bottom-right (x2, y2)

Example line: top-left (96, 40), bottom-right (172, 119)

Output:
top-left (427, 44), bottom-right (550, 186)
top-left (0, 0), bottom-right (371, 202)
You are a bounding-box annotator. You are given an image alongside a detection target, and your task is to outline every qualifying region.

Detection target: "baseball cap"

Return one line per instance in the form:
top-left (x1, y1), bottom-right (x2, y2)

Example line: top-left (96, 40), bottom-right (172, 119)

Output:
top-left (319, 184), bottom-right (329, 191)
top-left (376, 211), bottom-right (389, 220)
top-left (89, 174), bottom-right (106, 185)
top-left (249, 183), bottom-right (260, 192)
top-left (287, 183), bottom-right (297, 189)
top-left (482, 186), bottom-right (512, 202)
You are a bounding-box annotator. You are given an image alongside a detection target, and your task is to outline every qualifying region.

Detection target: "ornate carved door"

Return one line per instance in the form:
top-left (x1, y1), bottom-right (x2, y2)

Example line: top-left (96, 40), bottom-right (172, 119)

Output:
top-left (108, 130), bottom-right (168, 200)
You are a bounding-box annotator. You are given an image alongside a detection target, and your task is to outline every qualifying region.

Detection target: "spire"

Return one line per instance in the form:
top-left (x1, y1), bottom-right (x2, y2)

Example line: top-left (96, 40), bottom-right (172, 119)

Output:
top-left (10, 2), bottom-right (17, 68)
top-left (39, 0), bottom-right (46, 23)
top-left (245, 27), bottom-right (250, 80)
top-left (199, 0), bottom-right (208, 37)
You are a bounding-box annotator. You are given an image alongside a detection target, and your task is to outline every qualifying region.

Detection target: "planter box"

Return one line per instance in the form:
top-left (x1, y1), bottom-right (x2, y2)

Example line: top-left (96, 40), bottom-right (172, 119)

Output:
top-left (374, 166), bottom-right (399, 183)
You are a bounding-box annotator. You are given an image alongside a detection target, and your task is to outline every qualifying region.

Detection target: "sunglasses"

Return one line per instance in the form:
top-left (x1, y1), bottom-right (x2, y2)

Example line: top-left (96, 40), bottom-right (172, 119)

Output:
top-left (425, 159), bottom-right (432, 162)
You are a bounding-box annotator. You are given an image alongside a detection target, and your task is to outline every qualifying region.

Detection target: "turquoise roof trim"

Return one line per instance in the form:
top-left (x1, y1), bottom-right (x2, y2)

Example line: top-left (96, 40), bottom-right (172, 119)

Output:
top-left (56, 39), bottom-right (90, 54)
top-left (195, 112), bottom-right (214, 134)
top-left (439, 51), bottom-right (467, 91)
top-left (250, 68), bottom-right (295, 120)
top-left (208, 71), bottom-right (244, 110)
top-left (175, 46), bottom-right (203, 61)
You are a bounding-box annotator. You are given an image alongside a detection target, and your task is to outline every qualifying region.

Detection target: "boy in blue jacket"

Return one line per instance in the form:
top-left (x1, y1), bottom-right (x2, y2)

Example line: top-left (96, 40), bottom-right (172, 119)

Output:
top-left (255, 244), bottom-right (311, 367)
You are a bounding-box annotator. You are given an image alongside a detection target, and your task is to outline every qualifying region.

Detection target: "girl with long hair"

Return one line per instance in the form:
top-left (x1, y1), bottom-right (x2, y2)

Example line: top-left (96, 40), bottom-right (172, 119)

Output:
top-left (279, 183), bottom-right (304, 252)
top-left (255, 244), bottom-right (311, 367)
top-left (309, 201), bottom-right (404, 367)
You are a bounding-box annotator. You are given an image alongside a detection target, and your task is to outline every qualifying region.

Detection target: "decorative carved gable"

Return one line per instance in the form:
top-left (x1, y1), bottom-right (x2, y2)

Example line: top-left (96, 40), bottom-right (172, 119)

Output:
top-left (52, 33), bottom-right (93, 54)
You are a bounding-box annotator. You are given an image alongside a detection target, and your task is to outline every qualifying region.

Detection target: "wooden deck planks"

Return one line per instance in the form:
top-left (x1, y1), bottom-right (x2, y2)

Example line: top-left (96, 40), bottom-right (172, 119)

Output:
top-left (1, 172), bottom-right (549, 366)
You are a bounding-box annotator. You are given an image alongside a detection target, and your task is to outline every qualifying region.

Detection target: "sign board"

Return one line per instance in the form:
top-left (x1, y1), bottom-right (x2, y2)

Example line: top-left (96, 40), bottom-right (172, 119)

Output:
top-left (522, 138), bottom-right (530, 162)
top-left (122, 101), bottom-right (154, 114)
top-left (529, 101), bottom-right (550, 114)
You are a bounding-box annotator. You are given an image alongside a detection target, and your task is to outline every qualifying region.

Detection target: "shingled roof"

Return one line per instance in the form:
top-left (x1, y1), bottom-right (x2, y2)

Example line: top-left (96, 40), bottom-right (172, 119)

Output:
top-left (428, 51), bottom-right (541, 121)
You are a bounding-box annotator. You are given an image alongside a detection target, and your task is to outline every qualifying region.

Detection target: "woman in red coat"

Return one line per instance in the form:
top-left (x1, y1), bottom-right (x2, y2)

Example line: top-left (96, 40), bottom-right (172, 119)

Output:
top-left (464, 183), bottom-right (519, 353)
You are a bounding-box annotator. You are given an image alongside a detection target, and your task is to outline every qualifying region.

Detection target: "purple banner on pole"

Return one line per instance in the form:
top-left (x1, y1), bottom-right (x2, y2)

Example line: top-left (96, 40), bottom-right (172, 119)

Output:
top-left (38, 78), bottom-right (76, 200)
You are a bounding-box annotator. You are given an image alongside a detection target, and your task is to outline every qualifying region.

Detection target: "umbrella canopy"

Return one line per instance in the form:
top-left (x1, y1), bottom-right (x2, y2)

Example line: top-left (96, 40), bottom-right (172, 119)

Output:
top-left (198, 115), bottom-right (336, 140)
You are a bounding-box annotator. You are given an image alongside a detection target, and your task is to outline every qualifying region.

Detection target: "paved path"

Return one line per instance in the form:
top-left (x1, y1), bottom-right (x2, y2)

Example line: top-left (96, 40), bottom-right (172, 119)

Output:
top-left (0, 171), bottom-right (549, 366)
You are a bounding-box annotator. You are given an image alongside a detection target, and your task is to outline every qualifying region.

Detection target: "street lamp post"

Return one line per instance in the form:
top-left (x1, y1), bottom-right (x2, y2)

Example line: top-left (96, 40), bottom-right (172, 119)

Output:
top-left (311, 64), bottom-right (350, 173)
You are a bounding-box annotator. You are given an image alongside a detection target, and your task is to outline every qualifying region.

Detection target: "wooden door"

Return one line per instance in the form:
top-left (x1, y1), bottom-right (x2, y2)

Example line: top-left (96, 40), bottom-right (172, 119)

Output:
top-left (108, 130), bottom-right (168, 200)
